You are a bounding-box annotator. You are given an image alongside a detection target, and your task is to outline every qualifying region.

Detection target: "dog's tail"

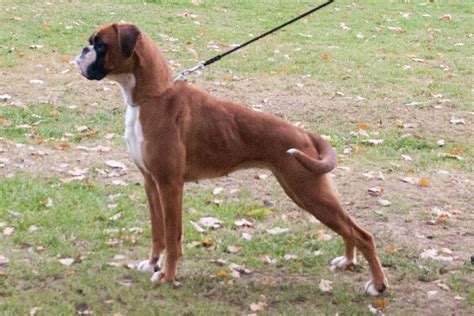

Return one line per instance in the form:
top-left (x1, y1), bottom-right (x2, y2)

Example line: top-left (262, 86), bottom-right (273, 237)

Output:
top-left (287, 134), bottom-right (336, 175)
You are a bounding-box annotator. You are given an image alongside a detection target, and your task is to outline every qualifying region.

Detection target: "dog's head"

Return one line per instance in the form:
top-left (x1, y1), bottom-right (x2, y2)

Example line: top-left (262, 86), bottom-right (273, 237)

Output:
top-left (75, 23), bottom-right (141, 80)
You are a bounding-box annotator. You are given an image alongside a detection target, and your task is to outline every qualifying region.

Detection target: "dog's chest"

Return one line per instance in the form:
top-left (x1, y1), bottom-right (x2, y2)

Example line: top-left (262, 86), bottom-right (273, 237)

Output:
top-left (109, 73), bottom-right (147, 172)
top-left (124, 106), bottom-right (147, 171)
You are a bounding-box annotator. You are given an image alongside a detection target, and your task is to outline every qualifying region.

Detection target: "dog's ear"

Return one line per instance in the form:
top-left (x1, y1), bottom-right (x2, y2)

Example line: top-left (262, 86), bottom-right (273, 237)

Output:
top-left (115, 24), bottom-right (140, 58)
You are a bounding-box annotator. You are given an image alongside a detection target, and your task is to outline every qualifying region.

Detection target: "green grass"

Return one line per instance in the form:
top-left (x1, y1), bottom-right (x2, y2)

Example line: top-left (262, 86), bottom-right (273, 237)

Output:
top-left (1, 0), bottom-right (473, 314)
top-left (1, 103), bottom-right (123, 145)
top-left (1, 1), bottom-right (472, 108)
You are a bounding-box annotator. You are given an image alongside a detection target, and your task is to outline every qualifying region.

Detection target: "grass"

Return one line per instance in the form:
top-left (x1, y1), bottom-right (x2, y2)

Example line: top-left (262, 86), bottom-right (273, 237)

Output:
top-left (1, 0), bottom-right (473, 314)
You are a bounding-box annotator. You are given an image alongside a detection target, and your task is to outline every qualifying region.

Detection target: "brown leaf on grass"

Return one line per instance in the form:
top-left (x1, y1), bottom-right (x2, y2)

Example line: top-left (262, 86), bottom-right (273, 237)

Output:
top-left (122, 235), bottom-right (139, 244)
top-left (358, 122), bottom-right (369, 130)
top-left (216, 270), bottom-right (227, 278)
top-left (419, 178), bottom-right (431, 187)
top-left (53, 142), bottom-right (71, 150)
top-left (10, 16), bottom-right (22, 21)
top-left (385, 245), bottom-right (397, 254)
top-left (201, 238), bottom-right (212, 248)
top-left (260, 254), bottom-right (277, 265)
top-left (450, 147), bottom-right (465, 154)
top-left (374, 298), bottom-right (388, 309)
top-left (322, 53), bottom-right (330, 61)
top-left (439, 14), bottom-right (453, 21)
top-left (318, 229), bottom-right (332, 241)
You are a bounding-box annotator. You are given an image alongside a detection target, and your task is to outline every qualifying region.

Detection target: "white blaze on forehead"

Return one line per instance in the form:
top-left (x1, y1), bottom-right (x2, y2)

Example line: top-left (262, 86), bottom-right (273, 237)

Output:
top-left (75, 45), bottom-right (97, 75)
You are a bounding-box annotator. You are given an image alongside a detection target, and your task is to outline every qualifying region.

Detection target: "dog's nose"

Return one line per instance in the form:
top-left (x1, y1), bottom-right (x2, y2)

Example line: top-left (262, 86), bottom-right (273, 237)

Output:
top-left (82, 47), bottom-right (90, 55)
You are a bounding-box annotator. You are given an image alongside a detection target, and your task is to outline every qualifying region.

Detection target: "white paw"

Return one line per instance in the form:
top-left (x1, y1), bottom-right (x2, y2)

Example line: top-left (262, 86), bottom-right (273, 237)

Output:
top-left (330, 256), bottom-right (357, 269)
top-left (287, 148), bottom-right (298, 155)
top-left (151, 271), bottom-right (161, 285)
top-left (137, 259), bottom-right (159, 273)
top-left (364, 280), bottom-right (382, 297)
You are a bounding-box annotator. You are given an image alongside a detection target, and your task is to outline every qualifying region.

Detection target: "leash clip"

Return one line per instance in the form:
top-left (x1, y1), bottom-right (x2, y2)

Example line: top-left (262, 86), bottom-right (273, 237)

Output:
top-left (173, 62), bottom-right (205, 83)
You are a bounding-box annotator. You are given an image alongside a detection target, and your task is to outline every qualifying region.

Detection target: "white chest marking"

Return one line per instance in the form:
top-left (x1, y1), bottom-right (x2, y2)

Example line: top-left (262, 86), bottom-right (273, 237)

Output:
top-left (107, 74), bottom-right (147, 172)
top-left (124, 106), bottom-right (147, 171)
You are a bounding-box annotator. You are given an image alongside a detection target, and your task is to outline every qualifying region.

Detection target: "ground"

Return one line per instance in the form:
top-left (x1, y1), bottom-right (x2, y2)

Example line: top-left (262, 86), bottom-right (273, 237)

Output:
top-left (0, 1), bottom-right (473, 315)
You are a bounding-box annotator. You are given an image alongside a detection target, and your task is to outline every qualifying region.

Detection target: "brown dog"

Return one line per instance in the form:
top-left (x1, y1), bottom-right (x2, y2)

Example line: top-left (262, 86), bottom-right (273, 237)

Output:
top-left (75, 23), bottom-right (387, 295)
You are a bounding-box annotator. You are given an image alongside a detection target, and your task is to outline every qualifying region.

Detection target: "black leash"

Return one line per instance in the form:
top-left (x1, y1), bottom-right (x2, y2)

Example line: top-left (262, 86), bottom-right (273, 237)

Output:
top-left (174, 0), bottom-right (334, 82)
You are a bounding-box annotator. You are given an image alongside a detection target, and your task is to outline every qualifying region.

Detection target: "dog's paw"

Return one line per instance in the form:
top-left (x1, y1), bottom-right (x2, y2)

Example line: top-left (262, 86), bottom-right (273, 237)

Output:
top-left (151, 271), bottom-right (161, 285)
top-left (364, 279), bottom-right (388, 297)
top-left (150, 271), bottom-right (174, 286)
top-left (330, 256), bottom-right (357, 269)
top-left (137, 259), bottom-right (160, 273)
top-left (287, 148), bottom-right (299, 155)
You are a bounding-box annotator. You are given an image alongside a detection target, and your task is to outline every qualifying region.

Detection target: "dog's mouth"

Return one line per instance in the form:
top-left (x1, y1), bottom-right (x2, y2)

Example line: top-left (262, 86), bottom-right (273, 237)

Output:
top-left (75, 45), bottom-right (109, 81)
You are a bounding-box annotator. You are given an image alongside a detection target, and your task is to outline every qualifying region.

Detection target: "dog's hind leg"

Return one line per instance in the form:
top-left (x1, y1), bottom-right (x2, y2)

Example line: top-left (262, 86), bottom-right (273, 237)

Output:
top-left (274, 171), bottom-right (357, 270)
top-left (137, 171), bottom-right (166, 273)
top-left (274, 163), bottom-right (387, 296)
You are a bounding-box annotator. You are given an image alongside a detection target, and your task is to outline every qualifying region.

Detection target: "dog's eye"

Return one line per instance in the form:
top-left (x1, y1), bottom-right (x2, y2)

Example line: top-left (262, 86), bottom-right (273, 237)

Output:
top-left (94, 41), bottom-right (106, 52)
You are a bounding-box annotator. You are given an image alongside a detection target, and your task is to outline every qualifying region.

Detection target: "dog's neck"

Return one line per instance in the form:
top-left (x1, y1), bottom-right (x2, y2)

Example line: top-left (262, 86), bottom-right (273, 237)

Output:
top-left (110, 34), bottom-right (173, 107)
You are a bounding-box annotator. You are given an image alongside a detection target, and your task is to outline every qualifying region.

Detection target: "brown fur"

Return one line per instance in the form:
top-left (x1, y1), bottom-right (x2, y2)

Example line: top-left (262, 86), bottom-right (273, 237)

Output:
top-left (86, 23), bottom-right (387, 293)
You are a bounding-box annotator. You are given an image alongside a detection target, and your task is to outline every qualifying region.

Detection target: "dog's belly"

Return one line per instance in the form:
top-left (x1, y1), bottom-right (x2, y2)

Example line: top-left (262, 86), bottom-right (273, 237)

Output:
top-left (124, 105), bottom-right (147, 171)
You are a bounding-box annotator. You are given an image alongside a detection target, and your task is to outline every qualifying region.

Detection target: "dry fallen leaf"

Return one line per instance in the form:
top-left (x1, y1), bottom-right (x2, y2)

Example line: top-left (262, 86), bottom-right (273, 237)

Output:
top-left (29, 307), bottom-right (42, 316)
top-left (250, 302), bottom-right (268, 312)
top-left (318, 229), bottom-right (332, 241)
top-left (226, 244), bottom-right (241, 254)
top-left (59, 258), bottom-right (75, 266)
top-left (318, 279), bottom-right (333, 293)
top-left (374, 298), bottom-right (388, 309)
top-left (190, 221), bottom-right (205, 233)
top-left (212, 187), bottom-right (223, 195)
top-left (234, 218), bottom-right (253, 228)
top-left (266, 227), bottom-right (289, 235)
top-left (368, 186), bottom-right (384, 196)
top-left (283, 254), bottom-right (298, 261)
top-left (242, 232), bottom-right (252, 241)
top-left (260, 254), bottom-right (277, 264)
top-left (378, 199), bottom-right (392, 207)
top-left (216, 270), bottom-right (227, 278)
top-left (3, 227), bottom-right (15, 236)
top-left (385, 245), bottom-right (397, 254)
top-left (201, 238), bottom-right (212, 248)
top-left (0, 255), bottom-right (9, 266)
top-left (198, 217), bottom-right (224, 229)
top-left (439, 14), bottom-right (453, 21)
top-left (358, 122), bottom-right (369, 130)
top-left (419, 178), bottom-right (431, 187)
top-left (362, 139), bottom-right (384, 146)
top-left (105, 160), bottom-right (127, 170)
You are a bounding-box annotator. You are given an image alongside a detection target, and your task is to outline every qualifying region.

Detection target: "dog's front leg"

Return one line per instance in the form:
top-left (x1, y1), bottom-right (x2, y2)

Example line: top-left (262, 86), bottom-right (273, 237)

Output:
top-left (137, 171), bottom-right (166, 273)
top-left (150, 178), bottom-right (184, 285)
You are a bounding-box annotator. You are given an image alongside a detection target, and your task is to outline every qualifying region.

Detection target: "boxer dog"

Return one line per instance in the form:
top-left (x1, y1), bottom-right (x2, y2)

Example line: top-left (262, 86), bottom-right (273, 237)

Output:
top-left (75, 23), bottom-right (387, 296)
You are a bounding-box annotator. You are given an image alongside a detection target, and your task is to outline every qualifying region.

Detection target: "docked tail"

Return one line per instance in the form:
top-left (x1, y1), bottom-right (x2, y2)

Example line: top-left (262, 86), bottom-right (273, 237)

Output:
top-left (287, 134), bottom-right (336, 175)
